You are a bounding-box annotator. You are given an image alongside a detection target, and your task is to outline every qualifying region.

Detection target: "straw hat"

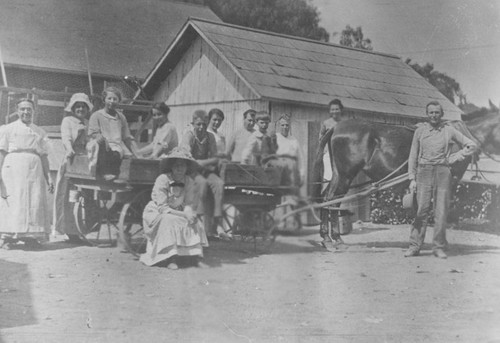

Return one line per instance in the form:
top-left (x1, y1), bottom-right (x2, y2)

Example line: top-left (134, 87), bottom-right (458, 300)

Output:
top-left (65, 93), bottom-right (93, 113)
top-left (160, 147), bottom-right (200, 174)
top-left (402, 191), bottom-right (417, 210)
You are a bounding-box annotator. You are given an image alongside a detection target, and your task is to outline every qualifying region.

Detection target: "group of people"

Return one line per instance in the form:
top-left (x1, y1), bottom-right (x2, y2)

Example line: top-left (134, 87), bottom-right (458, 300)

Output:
top-left (0, 87), bottom-right (476, 264)
top-left (0, 86), bottom-right (305, 268)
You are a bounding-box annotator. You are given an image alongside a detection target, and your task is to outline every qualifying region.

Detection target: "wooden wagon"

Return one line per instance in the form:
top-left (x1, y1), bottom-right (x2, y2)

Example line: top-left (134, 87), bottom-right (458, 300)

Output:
top-left (65, 156), bottom-right (300, 255)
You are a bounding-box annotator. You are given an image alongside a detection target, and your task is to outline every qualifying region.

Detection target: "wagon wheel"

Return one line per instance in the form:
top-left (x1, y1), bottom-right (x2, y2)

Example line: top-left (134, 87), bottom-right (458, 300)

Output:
top-left (118, 189), bottom-right (150, 256)
top-left (73, 191), bottom-right (116, 246)
top-left (221, 204), bottom-right (238, 236)
top-left (235, 209), bottom-right (276, 253)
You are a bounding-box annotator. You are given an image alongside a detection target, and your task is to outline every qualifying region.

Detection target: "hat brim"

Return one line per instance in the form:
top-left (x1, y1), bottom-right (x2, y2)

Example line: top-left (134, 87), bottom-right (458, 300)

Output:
top-left (160, 157), bottom-right (199, 174)
top-left (65, 96), bottom-right (93, 113)
top-left (402, 192), bottom-right (416, 210)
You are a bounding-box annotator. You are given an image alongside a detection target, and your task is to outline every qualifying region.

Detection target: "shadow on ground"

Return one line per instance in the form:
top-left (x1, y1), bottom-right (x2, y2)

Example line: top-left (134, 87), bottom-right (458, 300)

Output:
top-left (0, 259), bottom-right (36, 330)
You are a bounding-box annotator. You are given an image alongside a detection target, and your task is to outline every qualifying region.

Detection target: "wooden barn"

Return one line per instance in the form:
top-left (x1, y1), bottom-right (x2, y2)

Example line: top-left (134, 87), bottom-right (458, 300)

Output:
top-left (0, 0), bottom-right (220, 126)
top-left (140, 18), bottom-right (463, 220)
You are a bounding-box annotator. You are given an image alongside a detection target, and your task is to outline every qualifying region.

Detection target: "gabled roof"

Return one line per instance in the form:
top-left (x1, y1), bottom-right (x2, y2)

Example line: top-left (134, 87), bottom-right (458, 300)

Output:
top-left (143, 18), bottom-right (462, 120)
top-left (0, 0), bottom-right (220, 78)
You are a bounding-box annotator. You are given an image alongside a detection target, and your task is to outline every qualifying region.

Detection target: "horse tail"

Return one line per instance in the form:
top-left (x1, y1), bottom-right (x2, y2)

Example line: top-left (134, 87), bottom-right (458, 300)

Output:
top-left (312, 128), bottom-right (334, 202)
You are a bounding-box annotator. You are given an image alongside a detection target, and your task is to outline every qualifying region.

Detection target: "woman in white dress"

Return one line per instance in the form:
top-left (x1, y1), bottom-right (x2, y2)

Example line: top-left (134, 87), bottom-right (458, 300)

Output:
top-left (53, 93), bottom-right (92, 241)
top-left (0, 98), bottom-right (54, 249)
top-left (140, 147), bottom-right (208, 269)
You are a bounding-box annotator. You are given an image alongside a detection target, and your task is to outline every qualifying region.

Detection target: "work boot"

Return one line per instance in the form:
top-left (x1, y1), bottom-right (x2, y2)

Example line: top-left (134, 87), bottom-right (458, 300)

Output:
top-left (404, 247), bottom-right (420, 257)
top-left (433, 249), bottom-right (447, 259)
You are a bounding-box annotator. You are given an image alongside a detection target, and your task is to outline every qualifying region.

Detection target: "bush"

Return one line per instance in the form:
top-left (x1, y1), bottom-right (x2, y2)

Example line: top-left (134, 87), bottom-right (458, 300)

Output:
top-left (370, 183), bottom-right (500, 225)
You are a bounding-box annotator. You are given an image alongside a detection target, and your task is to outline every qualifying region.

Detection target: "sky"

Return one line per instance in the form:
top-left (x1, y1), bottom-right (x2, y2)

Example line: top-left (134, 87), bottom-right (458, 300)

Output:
top-left (311, 0), bottom-right (500, 108)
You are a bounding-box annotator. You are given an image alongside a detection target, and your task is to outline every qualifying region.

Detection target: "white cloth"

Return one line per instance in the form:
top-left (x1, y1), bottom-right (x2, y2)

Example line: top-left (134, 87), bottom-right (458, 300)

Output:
top-left (152, 121), bottom-right (178, 157)
top-left (88, 109), bottom-right (134, 158)
top-left (226, 127), bottom-right (254, 162)
top-left (207, 128), bottom-right (225, 154)
top-left (140, 173), bottom-right (208, 266)
top-left (54, 116), bottom-right (88, 235)
top-left (0, 120), bottom-right (50, 238)
top-left (276, 132), bottom-right (304, 179)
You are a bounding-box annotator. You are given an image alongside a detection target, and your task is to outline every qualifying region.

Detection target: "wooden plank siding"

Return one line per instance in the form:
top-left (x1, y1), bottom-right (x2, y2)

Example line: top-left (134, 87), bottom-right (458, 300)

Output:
top-left (156, 37), bottom-right (257, 106)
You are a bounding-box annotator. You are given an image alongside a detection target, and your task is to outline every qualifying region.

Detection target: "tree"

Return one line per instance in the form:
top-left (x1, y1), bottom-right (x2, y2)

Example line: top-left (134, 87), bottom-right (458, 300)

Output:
top-left (405, 59), bottom-right (461, 104)
top-left (179, 0), bottom-right (329, 42)
top-left (339, 25), bottom-right (372, 50)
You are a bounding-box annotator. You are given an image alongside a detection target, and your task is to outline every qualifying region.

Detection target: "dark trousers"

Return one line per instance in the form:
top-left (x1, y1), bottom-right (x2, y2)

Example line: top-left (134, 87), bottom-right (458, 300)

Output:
top-left (96, 143), bottom-right (122, 177)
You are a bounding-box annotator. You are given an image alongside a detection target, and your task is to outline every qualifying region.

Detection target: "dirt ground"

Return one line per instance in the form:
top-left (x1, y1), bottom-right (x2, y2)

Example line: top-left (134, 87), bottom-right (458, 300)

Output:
top-left (1, 222), bottom-right (500, 343)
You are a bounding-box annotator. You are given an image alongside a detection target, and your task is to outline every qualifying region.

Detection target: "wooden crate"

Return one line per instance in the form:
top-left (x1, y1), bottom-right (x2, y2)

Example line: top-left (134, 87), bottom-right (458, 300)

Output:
top-left (118, 158), bottom-right (161, 183)
top-left (66, 155), bottom-right (160, 183)
top-left (220, 163), bottom-right (281, 187)
top-left (66, 154), bottom-right (95, 178)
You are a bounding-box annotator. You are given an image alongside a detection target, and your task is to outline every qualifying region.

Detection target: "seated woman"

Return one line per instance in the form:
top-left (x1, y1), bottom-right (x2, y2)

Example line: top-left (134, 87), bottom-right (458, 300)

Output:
top-left (87, 86), bottom-right (139, 180)
top-left (140, 147), bottom-right (208, 269)
top-left (53, 93), bottom-right (92, 240)
top-left (137, 102), bottom-right (178, 159)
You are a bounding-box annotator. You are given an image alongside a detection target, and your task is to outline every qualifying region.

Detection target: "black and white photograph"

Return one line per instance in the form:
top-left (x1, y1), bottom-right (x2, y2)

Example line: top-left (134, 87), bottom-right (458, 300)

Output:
top-left (0, 0), bottom-right (499, 342)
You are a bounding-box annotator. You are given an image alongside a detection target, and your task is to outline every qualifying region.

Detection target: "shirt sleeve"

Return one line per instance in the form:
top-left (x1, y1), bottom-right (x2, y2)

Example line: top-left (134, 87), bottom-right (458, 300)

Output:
top-left (60, 118), bottom-right (73, 150)
top-left (408, 128), bottom-right (421, 180)
top-left (449, 127), bottom-right (477, 158)
top-left (88, 112), bottom-right (101, 138)
top-left (150, 174), bottom-right (171, 211)
top-left (119, 112), bottom-right (134, 142)
top-left (0, 125), bottom-right (9, 152)
top-left (180, 130), bottom-right (194, 154)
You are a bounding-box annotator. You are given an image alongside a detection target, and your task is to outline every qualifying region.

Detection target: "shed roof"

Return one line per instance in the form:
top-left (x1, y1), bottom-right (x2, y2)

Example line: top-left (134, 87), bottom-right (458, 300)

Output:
top-left (143, 18), bottom-right (462, 120)
top-left (0, 0), bottom-right (220, 78)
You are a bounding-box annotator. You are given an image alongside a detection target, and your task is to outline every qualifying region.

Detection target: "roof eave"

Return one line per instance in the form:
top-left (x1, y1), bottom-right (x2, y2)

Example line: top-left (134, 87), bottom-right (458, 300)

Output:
top-left (138, 18), bottom-right (262, 100)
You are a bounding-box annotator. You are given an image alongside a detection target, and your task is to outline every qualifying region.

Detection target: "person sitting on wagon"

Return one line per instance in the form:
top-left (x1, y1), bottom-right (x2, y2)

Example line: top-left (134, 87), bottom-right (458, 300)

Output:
top-left (241, 111), bottom-right (276, 166)
top-left (137, 102), bottom-right (178, 159)
top-left (206, 108), bottom-right (226, 155)
top-left (225, 109), bottom-right (256, 162)
top-left (141, 147), bottom-right (208, 269)
top-left (53, 93), bottom-right (92, 240)
top-left (87, 86), bottom-right (139, 180)
top-left (180, 110), bottom-right (229, 240)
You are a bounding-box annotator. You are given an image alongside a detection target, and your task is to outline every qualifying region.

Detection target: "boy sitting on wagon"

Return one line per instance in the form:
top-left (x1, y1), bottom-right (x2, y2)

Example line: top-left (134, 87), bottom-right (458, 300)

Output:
top-left (241, 111), bottom-right (277, 166)
top-left (180, 110), bottom-right (230, 240)
top-left (87, 86), bottom-right (139, 180)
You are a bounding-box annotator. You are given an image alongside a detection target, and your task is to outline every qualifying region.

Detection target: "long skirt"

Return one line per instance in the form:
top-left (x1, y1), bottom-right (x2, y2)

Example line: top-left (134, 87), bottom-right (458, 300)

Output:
top-left (0, 152), bottom-right (49, 241)
top-left (140, 202), bottom-right (208, 266)
top-left (53, 160), bottom-right (78, 236)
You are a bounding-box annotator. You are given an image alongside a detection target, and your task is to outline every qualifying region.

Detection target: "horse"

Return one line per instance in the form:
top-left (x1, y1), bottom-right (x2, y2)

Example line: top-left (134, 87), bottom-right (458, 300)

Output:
top-left (311, 119), bottom-right (479, 244)
top-left (462, 109), bottom-right (500, 156)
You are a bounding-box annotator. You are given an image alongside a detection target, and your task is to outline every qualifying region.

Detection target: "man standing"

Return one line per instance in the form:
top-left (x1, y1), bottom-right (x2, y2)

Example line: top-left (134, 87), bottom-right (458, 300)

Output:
top-left (273, 114), bottom-right (304, 187)
top-left (320, 99), bottom-right (345, 181)
top-left (241, 111), bottom-right (275, 166)
top-left (405, 101), bottom-right (477, 259)
top-left (225, 109), bottom-right (256, 162)
top-left (181, 110), bottom-right (228, 240)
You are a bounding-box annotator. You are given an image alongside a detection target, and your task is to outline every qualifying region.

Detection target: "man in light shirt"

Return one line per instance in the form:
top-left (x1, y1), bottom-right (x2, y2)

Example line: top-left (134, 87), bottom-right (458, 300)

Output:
top-left (405, 101), bottom-right (477, 259)
top-left (273, 114), bottom-right (304, 187)
top-left (225, 109), bottom-right (256, 162)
